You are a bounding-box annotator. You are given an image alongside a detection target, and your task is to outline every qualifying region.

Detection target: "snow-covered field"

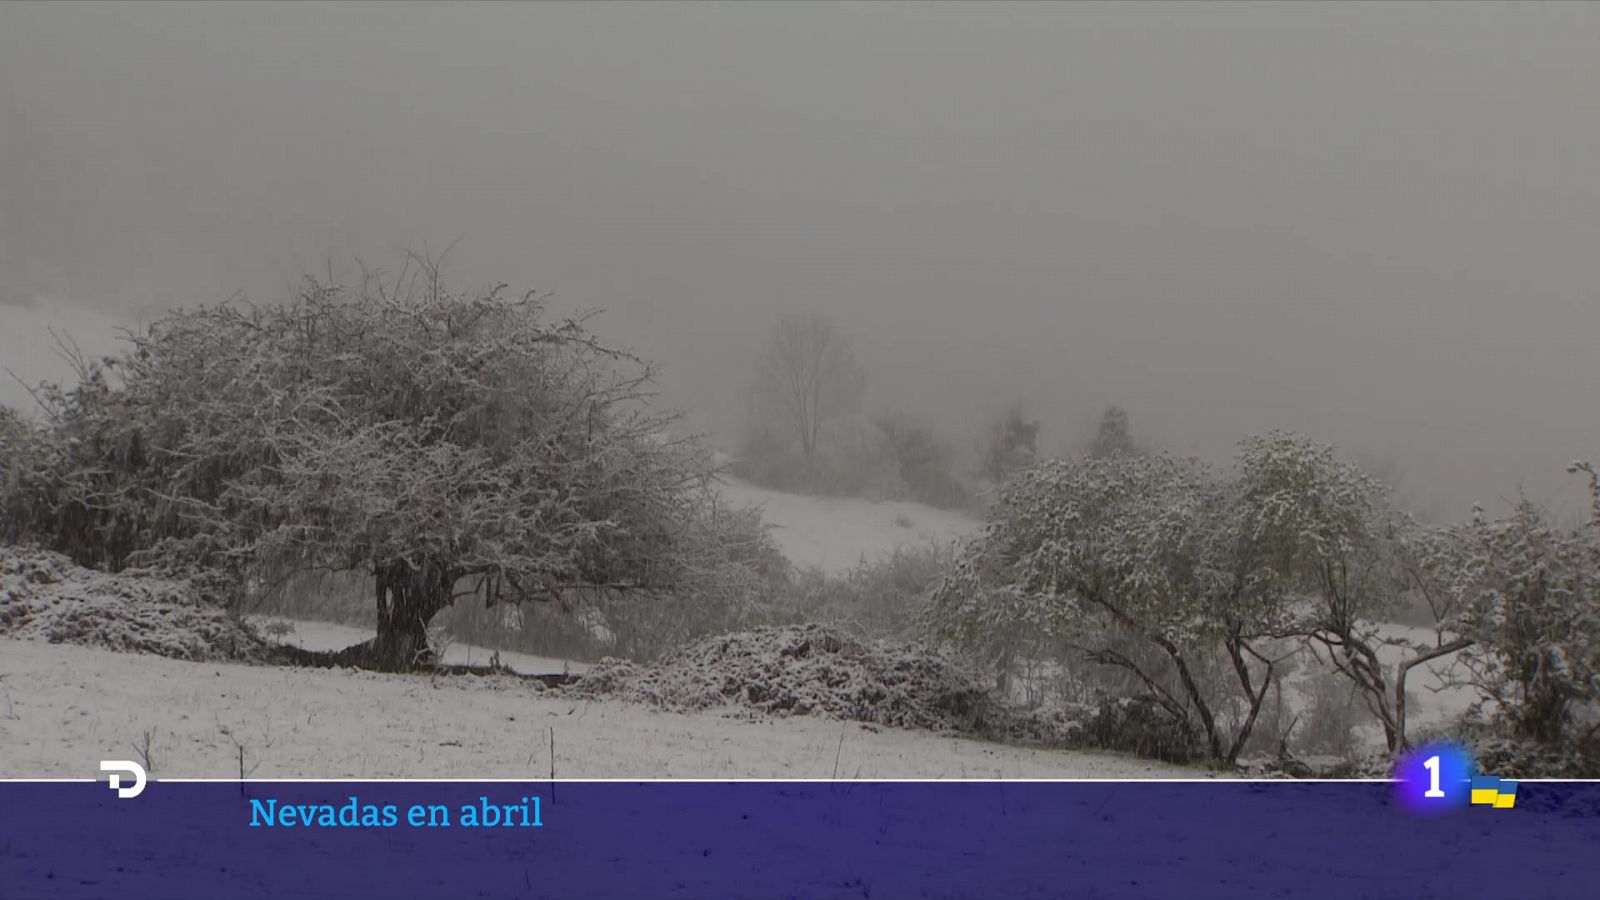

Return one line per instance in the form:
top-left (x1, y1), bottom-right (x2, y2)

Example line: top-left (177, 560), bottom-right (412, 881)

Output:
top-left (249, 616), bottom-right (590, 677)
top-left (715, 476), bottom-right (981, 575)
top-left (0, 638), bottom-right (1200, 779)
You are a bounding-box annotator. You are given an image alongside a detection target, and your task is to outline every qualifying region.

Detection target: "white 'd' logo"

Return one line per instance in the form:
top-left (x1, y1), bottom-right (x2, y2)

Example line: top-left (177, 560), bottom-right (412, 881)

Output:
top-left (100, 760), bottom-right (147, 799)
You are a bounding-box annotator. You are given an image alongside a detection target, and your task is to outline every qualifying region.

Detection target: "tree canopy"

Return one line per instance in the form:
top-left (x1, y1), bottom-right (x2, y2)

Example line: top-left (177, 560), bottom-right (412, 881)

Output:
top-left (4, 265), bottom-right (770, 668)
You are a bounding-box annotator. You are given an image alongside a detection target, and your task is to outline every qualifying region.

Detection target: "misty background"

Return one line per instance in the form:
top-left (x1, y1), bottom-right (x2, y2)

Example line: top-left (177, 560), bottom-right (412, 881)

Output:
top-left (2, 1), bottom-right (1596, 521)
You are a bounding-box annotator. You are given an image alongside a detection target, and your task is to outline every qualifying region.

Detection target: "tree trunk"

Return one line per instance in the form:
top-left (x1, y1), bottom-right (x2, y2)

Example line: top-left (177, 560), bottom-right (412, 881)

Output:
top-left (1393, 638), bottom-right (1473, 752)
top-left (1159, 640), bottom-right (1222, 762)
top-left (370, 559), bottom-right (453, 671)
top-left (1224, 636), bottom-right (1274, 765)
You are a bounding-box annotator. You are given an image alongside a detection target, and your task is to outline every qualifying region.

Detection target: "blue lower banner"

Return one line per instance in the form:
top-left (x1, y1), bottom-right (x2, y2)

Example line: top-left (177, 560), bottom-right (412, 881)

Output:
top-left (3, 780), bottom-right (1598, 898)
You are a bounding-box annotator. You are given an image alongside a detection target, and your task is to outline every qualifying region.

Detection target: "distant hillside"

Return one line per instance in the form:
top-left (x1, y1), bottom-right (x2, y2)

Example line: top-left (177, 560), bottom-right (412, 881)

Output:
top-left (714, 476), bottom-right (981, 574)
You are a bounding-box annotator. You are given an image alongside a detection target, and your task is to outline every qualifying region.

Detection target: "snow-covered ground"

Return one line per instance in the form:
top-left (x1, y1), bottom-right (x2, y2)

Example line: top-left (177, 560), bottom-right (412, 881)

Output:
top-left (714, 476), bottom-right (981, 575)
top-left (0, 638), bottom-right (1202, 779)
top-left (249, 616), bottom-right (590, 676)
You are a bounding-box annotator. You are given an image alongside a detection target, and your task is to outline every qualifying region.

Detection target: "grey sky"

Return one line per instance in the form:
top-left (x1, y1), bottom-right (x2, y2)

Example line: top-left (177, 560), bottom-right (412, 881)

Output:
top-left (2, 2), bottom-right (1596, 519)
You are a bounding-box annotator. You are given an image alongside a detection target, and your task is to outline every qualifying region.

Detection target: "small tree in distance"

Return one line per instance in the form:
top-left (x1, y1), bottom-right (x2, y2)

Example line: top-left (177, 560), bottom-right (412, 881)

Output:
top-left (1087, 405), bottom-right (1139, 459)
top-left (981, 405), bottom-right (1038, 484)
top-left (748, 312), bottom-right (865, 489)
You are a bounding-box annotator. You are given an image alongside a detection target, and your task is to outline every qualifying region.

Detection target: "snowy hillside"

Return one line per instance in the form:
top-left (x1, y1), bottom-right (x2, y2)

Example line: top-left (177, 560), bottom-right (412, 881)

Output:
top-left (714, 476), bottom-right (981, 574)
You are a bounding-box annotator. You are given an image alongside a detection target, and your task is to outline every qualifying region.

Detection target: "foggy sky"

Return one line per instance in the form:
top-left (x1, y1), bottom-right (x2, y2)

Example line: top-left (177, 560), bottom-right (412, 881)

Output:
top-left (2, 2), bottom-right (1597, 521)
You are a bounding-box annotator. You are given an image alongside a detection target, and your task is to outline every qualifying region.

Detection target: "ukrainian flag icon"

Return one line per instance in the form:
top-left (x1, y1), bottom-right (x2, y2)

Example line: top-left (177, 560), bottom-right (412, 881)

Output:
top-left (1470, 776), bottom-right (1518, 809)
top-left (1495, 781), bottom-right (1518, 809)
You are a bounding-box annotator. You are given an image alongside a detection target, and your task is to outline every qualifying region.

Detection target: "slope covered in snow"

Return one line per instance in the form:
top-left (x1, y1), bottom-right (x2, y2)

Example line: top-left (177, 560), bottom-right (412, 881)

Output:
top-left (0, 638), bottom-right (1202, 779)
top-left (713, 476), bottom-right (981, 575)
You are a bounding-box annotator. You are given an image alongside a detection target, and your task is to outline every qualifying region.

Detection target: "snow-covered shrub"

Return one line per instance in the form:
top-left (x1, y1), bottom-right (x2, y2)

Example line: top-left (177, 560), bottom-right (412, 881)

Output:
top-left (0, 545), bottom-right (268, 661)
top-left (1465, 732), bottom-right (1600, 780)
top-left (870, 413), bottom-right (971, 510)
top-left (1414, 713), bottom-right (1600, 779)
top-left (571, 624), bottom-right (1083, 742)
top-left (0, 369), bottom-right (161, 573)
top-left (785, 543), bottom-right (953, 641)
top-left (1080, 695), bottom-right (1202, 763)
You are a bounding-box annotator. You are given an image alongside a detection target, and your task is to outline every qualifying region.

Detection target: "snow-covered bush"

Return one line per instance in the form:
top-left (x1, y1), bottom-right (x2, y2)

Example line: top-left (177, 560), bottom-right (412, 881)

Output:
top-left (1079, 695), bottom-right (1202, 763)
top-left (786, 543), bottom-right (954, 641)
top-left (1, 545), bottom-right (268, 661)
top-left (1414, 713), bottom-right (1600, 780)
top-left (573, 624), bottom-right (1022, 736)
top-left (1, 365), bottom-right (162, 572)
top-left (869, 413), bottom-right (971, 509)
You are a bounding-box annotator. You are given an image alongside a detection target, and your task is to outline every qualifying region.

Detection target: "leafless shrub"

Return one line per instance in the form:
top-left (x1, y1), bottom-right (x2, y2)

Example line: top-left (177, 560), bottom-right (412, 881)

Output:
top-left (218, 719), bottom-right (267, 780)
top-left (131, 728), bottom-right (156, 774)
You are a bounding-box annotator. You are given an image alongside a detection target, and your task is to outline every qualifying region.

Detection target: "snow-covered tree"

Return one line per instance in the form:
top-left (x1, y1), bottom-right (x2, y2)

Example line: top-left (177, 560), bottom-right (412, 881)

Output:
top-left (1086, 405), bottom-right (1139, 459)
top-left (1420, 497), bottom-right (1600, 743)
top-left (929, 450), bottom-right (1295, 764)
top-left (981, 405), bottom-right (1038, 484)
top-left (748, 312), bottom-right (865, 486)
top-left (5, 262), bottom-right (772, 670)
top-left (1572, 460), bottom-right (1600, 567)
top-left (1246, 436), bottom-right (1600, 751)
top-left (1233, 433), bottom-right (1446, 751)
